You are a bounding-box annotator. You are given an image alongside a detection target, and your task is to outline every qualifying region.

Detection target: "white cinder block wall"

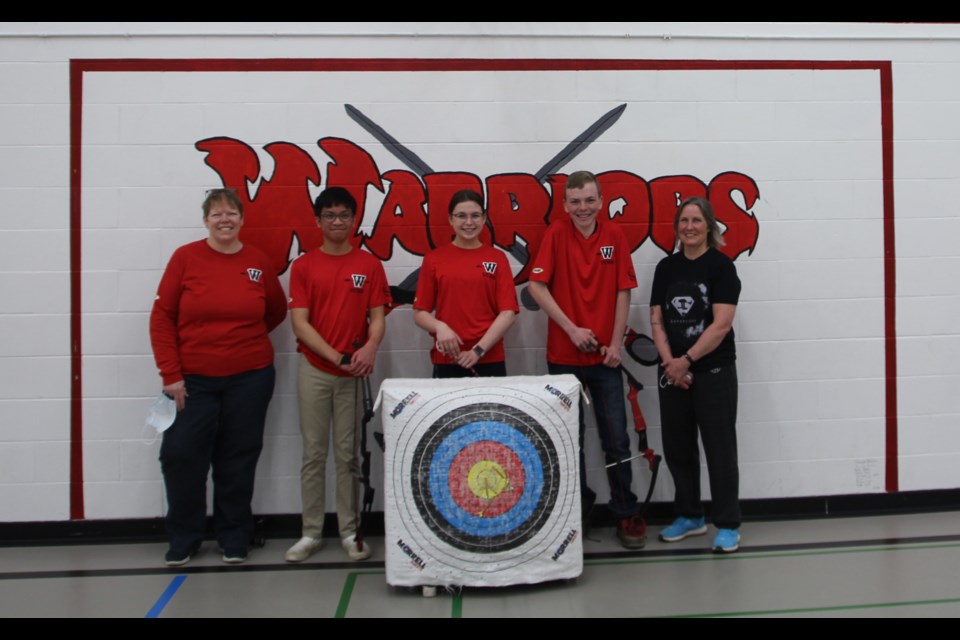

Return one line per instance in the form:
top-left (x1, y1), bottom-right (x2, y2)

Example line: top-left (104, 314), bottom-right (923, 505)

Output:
top-left (0, 23), bottom-right (956, 522)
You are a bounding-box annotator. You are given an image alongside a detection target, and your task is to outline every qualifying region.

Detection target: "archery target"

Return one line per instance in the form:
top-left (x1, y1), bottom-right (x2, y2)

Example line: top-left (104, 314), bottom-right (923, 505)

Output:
top-left (382, 375), bottom-right (583, 587)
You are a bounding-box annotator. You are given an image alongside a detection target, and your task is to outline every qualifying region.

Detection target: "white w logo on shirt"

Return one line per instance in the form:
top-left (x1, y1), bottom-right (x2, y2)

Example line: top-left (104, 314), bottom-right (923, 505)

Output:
top-left (482, 262), bottom-right (497, 274)
top-left (351, 274), bottom-right (367, 288)
top-left (599, 246), bottom-right (614, 260)
top-left (246, 268), bottom-right (263, 282)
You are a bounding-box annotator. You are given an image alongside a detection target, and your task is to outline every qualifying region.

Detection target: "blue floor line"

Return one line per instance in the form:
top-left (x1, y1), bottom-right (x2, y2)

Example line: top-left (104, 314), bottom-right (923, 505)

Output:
top-left (145, 575), bottom-right (187, 618)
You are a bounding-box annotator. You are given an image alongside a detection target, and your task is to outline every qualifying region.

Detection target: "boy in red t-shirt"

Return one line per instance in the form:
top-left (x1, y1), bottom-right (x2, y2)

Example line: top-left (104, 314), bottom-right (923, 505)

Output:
top-left (285, 187), bottom-right (391, 563)
top-left (528, 171), bottom-right (646, 549)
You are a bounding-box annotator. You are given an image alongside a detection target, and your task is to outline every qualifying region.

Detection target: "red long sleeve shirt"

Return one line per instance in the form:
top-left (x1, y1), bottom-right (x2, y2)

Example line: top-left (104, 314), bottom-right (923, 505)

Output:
top-left (150, 240), bottom-right (287, 385)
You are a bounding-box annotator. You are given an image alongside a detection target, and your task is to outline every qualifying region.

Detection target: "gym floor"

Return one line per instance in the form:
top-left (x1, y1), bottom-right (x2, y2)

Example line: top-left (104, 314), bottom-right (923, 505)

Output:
top-left (3, 511), bottom-right (960, 618)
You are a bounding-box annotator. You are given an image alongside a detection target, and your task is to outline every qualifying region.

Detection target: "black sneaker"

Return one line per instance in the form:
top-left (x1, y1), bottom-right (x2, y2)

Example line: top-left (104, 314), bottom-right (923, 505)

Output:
top-left (221, 547), bottom-right (248, 564)
top-left (164, 544), bottom-right (199, 567)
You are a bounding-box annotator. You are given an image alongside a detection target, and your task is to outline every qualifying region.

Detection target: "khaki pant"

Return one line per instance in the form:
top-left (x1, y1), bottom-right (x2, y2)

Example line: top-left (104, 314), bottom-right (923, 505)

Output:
top-left (297, 355), bottom-right (360, 539)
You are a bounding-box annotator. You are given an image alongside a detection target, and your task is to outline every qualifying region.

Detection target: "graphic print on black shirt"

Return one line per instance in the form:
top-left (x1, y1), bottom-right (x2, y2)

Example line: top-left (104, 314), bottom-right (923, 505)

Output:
top-left (665, 280), bottom-right (711, 347)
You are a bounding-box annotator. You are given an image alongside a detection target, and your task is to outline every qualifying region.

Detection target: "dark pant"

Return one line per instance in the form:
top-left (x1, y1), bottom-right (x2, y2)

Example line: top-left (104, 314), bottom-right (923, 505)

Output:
top-left (159, 365), bottom-right (275, 553)
top-left (548, 363), bottom-right (639, 519)
top-left (658, 363), bottom-right (740, 529)
top-left (432, 361), bottom-right (507, 378)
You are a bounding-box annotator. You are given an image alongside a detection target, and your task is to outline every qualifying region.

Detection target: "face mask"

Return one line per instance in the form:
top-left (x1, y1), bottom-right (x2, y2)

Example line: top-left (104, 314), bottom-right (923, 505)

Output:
top-left (146, 393), bottom-right (177, 434)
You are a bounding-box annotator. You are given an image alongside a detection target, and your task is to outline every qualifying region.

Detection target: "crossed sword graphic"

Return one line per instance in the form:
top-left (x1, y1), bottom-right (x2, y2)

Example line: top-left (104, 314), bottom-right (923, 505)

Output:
top-left (344, 103), bottom-right (627, 308)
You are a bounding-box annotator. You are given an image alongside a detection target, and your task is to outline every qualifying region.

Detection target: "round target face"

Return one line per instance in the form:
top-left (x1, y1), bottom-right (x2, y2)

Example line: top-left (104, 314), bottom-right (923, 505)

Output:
top-left (411, 404), bottom-right (557, 553)
top-left (390, 385), bottom-right (579, 574)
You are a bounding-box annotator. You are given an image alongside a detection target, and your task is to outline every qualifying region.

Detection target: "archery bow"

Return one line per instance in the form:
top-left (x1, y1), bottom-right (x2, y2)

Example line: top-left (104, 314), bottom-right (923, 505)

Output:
top-left (355, 374), bottom-right (376, 553)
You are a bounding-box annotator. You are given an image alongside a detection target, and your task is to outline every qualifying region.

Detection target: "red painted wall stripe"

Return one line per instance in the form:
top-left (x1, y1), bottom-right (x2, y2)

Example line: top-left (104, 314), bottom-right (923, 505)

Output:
top-left (880, 62), bottom-right (899, 492)
top-left (69, 60), bottom-right (85, 519)
top-left (72, 58), bottom-right (888, 73)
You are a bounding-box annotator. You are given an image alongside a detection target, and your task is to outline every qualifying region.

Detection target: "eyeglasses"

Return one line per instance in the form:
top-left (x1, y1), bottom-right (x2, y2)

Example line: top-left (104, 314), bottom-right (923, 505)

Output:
top-left (319, 211), bottom-right (355, 222)
top-left (451, 212), bottom-right (485, 222)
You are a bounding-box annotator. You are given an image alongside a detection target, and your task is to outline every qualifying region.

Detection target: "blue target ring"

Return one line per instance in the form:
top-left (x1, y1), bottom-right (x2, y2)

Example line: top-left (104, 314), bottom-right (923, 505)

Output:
top-left (411, 402), bottom-right (560, 553)
top-left (428, 421), bottom-right (543, 538)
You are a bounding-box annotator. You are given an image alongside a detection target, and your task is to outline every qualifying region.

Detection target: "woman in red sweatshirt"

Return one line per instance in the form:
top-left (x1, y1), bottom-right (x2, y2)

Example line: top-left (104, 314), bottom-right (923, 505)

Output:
top-left (150, 188), bottom-right (286, 566)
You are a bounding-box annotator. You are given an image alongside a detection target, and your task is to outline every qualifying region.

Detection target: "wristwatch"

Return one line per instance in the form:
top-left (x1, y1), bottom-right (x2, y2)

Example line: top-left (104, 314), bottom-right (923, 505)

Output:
top-left (339, 353), bottom-right (353, 366)
top-left (472, 345), bottom-right (485, 358)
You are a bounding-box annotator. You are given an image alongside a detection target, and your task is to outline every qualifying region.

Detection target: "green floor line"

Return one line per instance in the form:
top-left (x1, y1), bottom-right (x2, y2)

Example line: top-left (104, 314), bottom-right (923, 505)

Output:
top-left (659, 596), bottom-right (960, 618)
top-left (585, 541), bottom-right (960, 568)
top-left (452, 590), bottom-right (462, 618)
top-left (335, 573), bottom-right (358, 618)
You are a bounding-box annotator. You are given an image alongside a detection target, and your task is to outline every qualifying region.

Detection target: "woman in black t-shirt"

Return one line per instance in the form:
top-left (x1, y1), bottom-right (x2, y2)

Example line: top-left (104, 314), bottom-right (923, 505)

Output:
top-left (649, 196), bottom-right (743, 554)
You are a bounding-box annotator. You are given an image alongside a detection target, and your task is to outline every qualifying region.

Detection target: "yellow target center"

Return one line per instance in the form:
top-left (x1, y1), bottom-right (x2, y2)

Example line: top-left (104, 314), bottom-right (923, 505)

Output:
top-left (467, 460), bottom-right (510, 502)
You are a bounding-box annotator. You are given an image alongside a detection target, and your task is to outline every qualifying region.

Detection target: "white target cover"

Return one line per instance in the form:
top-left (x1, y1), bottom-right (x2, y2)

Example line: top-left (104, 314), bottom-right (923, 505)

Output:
top-left (380, 375), bottom-right (583, 588)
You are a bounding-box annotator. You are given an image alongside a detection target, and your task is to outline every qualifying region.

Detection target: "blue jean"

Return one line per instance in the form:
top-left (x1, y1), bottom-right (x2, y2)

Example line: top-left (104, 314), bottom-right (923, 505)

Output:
top-left (548, 363), bottom-right (639, 519)
top-left (159, 365), bottom-right (275, 553)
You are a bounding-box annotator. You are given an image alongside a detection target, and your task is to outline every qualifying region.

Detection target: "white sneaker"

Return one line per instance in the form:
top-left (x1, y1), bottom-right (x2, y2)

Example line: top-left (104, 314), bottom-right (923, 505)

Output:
top-left (341, 534), bottom-right (372, 561)
top-left (285, 536), bottom-right (323, 563)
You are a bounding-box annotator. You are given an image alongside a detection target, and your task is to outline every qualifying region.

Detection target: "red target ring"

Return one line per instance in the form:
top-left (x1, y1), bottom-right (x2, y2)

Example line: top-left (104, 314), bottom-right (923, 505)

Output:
top-left (447, 441), bottom-right (526, 518)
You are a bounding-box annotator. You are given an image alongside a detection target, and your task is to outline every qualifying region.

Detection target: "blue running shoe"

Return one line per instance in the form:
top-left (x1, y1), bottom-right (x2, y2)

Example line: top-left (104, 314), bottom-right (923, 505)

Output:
top-left (658, 517), bottom-right (707, 542)
top-left (713, 528), bottom-right (740, 554)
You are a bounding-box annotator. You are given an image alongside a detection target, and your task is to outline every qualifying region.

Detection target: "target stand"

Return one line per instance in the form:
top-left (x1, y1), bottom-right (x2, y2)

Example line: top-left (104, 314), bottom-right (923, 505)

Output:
top-left (379, 375), bottom-right (583, 588)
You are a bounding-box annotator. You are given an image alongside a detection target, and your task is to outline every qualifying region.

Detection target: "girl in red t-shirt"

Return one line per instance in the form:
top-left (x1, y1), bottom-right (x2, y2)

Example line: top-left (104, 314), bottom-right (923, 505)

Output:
top-left (413, 190), bottom-right (519, 377)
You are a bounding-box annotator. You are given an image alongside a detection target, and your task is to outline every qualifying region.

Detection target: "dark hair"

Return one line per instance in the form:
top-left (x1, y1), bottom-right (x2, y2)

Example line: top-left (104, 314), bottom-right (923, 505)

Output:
top-left (202, 188), bottom-right (243, 218)
top-left (674, 196), bottom-right (725, 249)
top-left (313, 186), bottom-right (357, 218)
top-left (565, 170), bottom-right (601, 197)
top-left (448, 189), bottom-right (485, 215)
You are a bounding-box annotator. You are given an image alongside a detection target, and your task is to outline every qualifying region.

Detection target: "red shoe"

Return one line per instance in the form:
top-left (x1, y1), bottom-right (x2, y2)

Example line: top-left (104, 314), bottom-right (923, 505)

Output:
top-left (617, 514), bottom-right (647, 549)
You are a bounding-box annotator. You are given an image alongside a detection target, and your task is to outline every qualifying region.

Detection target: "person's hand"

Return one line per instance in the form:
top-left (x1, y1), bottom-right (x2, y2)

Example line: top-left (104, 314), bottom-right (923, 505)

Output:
top-left (456, 348), bottom-right (481, 370)
top-left (434, 322), bottom-right (463, 360)
top-left (663, 357), bottom-right (693, 389)
top-left (567, 326), bottom-right (599, 352)
top-left (344, 342), bottom-right (377, 377)
top-left (600, 345), bottom-right (622, 368)
top-left (674, 372), bottom-right (693, 390)
top-left (163, 380), bottom-right (188, 411)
